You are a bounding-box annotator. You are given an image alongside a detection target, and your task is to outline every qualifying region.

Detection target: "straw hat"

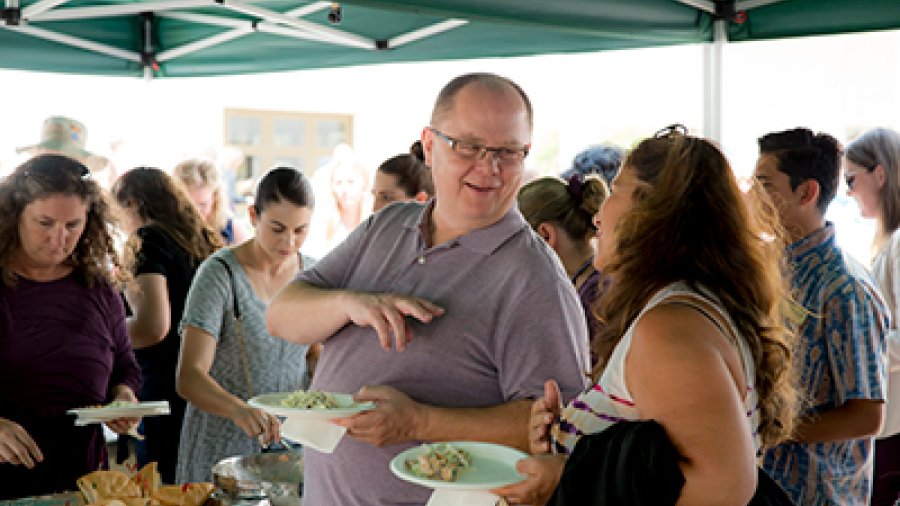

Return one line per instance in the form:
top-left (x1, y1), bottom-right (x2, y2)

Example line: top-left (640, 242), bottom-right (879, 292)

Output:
top-left (17, 116), bottom-right (108, 171)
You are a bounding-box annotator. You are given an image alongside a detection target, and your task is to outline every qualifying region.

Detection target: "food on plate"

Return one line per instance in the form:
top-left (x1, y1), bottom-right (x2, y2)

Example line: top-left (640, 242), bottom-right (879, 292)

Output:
top-left (133, 462), bottom-right (161, 496)
top-left (152, 483), bottom-right (215, 506)
top-left (77, 470), bottom-right (142, 502)
top-left (280, 390), bottom-right (339, 409)
top-left (405, 443), bottom-right (473, 482)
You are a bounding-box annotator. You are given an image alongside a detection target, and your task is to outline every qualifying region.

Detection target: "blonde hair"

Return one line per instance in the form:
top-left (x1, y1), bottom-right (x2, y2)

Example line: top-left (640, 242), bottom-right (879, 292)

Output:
top-left (172, 159), bottom-right (229, 232)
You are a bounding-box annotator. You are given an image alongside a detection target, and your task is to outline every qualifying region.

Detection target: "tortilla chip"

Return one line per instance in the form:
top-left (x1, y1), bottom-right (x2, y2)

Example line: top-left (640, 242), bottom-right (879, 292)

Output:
top-left (152, 483), bottom-right (214, 506)
top-left (133, 461), bottom-right (161, 496)
top-left (78, 470), bottom-right (143, 502)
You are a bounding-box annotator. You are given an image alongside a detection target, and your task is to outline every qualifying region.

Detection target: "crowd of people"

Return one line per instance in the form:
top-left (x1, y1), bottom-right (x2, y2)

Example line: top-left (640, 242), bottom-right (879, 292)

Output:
top-left (0, 72), bottom-right (898, 506)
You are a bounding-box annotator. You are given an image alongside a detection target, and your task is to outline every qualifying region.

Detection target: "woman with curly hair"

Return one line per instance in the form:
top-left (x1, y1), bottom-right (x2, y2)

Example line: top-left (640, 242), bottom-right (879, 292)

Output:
top-left (0, 154), bottom-right (141, 498)
top-left (496, 126), bottom-right (798, 505)
top-left (113, 167), bottom-right (221, 483)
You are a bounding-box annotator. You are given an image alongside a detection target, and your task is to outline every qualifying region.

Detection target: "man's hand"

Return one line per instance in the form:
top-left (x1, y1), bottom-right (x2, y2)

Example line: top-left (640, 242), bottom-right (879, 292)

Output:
top-left (0, 418), bottom-right (43, 468)
top-left (343, 292), bottom-right (444, 351)
top-left (332, 385), bottom-right (422, 446)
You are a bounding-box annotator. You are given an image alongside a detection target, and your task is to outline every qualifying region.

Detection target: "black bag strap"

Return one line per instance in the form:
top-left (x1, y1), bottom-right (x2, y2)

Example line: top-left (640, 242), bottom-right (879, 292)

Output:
top-left (214, 257), bottom-right (253, 397)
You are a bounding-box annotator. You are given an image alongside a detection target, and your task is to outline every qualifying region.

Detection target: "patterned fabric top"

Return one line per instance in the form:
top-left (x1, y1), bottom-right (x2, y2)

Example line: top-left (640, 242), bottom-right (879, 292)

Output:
top-left (762, 223), bottom-right (887, 506)
top-left (552, 281), bottom-right (762, 457)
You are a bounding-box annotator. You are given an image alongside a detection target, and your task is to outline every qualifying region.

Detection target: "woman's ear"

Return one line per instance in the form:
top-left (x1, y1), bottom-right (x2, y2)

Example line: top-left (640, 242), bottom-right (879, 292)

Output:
top-left (874, 163), bottom-right (887, 189)
top-left (536, 222), bottom-right (558, 249)
top-left (413, 191), bottom-right (429, 203)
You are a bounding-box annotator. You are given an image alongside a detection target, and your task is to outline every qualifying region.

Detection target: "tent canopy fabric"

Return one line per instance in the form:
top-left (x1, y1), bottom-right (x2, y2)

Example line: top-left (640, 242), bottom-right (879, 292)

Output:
top-left (1, 0), bottom-right (899, 78)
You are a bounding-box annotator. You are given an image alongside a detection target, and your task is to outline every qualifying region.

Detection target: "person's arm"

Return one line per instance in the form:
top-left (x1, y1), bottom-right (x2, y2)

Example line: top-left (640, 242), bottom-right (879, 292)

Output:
top-left (266, 281), bottom-right (444, 350)
top-left (332, 385), bottom-right (532, 451)
top-left (0, 418), bottom-right (42, 468)
top-left (104, 383), bottom-right (141, 435)
top-left (124, 273), bottom-right (170, 349)
top-left (627, 304), bottom-right (758, 506)
top-left (176, 325), bottom-right (279, 441)
top-left (792, 399), bottom-right (884, 443)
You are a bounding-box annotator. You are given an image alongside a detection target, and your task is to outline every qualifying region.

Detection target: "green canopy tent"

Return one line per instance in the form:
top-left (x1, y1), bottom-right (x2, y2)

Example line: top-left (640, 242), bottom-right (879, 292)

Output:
top-left (2, 0), bottom-right (900, 136)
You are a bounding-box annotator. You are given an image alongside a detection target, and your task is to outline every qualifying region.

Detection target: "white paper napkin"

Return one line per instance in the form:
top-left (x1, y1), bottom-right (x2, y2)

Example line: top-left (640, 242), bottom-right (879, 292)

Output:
top-left (426, 489), bottom-right (500, 506)
top-left (280, 417), bottom-right (347, 454)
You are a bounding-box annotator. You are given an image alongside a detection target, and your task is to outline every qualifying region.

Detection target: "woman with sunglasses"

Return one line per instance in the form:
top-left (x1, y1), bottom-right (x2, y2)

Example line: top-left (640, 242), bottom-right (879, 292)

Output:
top-left (844, 127), bottom-right (900, 506)
top-left (0, 155), bottom-right (141, 498)
top-left (494, 127), bottom-right (798, 505)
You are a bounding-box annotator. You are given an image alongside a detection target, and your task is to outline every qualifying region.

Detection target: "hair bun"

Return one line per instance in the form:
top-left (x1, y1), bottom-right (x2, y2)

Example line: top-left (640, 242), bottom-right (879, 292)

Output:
top-left (410, 140), bottom-right (425, 161)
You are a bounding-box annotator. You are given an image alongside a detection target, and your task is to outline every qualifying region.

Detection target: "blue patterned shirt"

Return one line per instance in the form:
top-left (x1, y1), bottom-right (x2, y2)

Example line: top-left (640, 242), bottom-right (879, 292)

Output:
top-left (762, 223), bottom-right (887, 505)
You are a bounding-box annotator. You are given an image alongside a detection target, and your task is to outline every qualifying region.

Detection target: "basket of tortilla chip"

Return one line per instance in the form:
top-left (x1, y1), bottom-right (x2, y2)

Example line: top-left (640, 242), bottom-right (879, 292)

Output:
top-left (77, 462), bottom-right (214, 506)
top-left (212, 452), bottom-right (303, 506)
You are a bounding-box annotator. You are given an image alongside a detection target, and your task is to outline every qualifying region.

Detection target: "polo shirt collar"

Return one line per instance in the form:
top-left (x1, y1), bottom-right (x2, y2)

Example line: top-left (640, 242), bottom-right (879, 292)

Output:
top-left (404, 199), bottom-right (527, 256)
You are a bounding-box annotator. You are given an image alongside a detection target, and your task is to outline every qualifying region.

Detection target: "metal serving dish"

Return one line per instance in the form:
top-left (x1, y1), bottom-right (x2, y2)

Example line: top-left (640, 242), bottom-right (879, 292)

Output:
top-left (212, 452), bottom-right (303, 506)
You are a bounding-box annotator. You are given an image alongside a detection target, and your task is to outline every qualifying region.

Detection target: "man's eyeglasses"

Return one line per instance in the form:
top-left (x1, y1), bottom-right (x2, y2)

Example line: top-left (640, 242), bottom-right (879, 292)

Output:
top-left (429, 128), bottom-right (530, 165)
top-left (653, 124), bottom-right (689, 139)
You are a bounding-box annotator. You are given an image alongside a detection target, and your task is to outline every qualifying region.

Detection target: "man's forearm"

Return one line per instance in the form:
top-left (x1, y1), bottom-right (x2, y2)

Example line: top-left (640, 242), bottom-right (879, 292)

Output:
top-left (267, 282), bottom-right (350, 344)
top-left (793, 399), bottom-right (885, 443)
top-left (415, 400), bottom-right (532, 452)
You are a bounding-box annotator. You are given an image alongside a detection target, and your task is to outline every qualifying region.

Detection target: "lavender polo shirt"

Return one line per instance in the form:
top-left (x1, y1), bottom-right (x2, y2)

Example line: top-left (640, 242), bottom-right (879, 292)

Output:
top-left (298, 201), bottom-right (590, 506)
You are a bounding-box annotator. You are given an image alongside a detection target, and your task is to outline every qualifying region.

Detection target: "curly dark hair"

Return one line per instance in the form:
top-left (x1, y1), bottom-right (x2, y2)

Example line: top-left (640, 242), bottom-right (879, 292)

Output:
top-left (0, 154), bottom-right (131, 288)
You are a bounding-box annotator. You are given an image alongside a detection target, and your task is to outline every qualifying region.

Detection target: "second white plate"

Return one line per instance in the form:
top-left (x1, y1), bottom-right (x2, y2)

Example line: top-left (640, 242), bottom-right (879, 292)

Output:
top-left (390, 442), bottom-right (527, 491)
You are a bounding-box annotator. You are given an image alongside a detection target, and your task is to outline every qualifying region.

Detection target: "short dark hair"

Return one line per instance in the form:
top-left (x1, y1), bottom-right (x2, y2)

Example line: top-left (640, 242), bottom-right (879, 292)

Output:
top-left (255, 167), bottom-right (314, 213)
top-left (758, 127), bottom-right (842, 213)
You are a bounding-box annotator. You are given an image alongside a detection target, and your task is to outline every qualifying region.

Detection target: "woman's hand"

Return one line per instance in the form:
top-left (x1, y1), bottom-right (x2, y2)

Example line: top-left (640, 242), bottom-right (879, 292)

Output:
top-left (492, 454), bottom-right (566, 505)
top-left (0, 418), bottom-right (43, 468)
top-left (530, 380), bottom-right (562, 455)
top-left (105, 385), bottom-right (141, 435)
top-left (231, 404), bottom-right (281, 445)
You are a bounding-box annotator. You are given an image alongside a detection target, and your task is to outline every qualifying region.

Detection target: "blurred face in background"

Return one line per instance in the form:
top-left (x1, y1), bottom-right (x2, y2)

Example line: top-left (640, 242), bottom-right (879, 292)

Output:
top-left (372, 170), bottom-right (413, 212)
top-left (186, 184), bottom-right (215, 221)
top-left (331, 163), bottom-right (367, 211)
top-left (844, 159), bottom-right (883, 220)
top-left (250, 200), bottom-right (313, 261)
top-left (17, 194), bottom-right (88, 269)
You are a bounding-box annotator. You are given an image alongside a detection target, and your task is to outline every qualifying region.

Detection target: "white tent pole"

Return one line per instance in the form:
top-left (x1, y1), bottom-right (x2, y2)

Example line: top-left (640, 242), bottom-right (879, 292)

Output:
top-left (701, 18), bottom-right (727, 142)
top-left (220, 0), bottom-right (374, 49)
top-left (156, 3), bottom-right (331, 62)
top-left (1, 23), bottom-right (142, 62)
top-left (389, 19), bottom-right (468, 48)
top-left (22, 0), bottom-right (69, 19)
top-left (736, 0), bottom-right (789, 10)
top-left (28, 0), bottom-right (212, 20)
top-left (672, 0), bottom-right (716, 15)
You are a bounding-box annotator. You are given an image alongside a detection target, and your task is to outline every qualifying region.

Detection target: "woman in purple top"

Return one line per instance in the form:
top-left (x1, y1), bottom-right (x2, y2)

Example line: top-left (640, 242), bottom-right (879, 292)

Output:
top-left (518, 173), bottom-right (609, 364)
top-left (0, 154), bottom-right (142, 499)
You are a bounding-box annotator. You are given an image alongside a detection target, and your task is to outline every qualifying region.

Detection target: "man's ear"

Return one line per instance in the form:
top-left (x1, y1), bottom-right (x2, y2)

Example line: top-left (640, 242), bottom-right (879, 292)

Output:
top-left (798, 179), bottom-right (821, 208)
top-left (247, 204), bottom-right (259, 227)
top-left (536, 222), bottom-right (558, 249)
top-left (421, 127), bottom-right (434, 167)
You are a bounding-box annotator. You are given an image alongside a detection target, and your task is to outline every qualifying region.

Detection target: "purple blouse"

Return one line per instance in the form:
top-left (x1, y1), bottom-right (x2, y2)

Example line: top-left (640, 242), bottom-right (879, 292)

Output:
top-left (0, 272), bottom-right (141, 498)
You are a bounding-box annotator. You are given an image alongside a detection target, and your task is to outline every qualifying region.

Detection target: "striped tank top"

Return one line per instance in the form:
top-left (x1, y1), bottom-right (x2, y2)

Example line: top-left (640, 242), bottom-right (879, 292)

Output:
top-left (551, 282), bottom-right (762, 455)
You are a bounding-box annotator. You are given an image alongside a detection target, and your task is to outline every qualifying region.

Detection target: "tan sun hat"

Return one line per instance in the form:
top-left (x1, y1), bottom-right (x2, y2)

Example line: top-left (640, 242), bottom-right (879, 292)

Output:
top-left (17, 115), bottom-right (108, 171)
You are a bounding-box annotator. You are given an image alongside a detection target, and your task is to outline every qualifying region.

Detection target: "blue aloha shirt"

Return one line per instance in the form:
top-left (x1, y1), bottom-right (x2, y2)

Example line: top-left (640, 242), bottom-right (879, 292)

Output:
top-left (762, 223), bottom-right (888, 506)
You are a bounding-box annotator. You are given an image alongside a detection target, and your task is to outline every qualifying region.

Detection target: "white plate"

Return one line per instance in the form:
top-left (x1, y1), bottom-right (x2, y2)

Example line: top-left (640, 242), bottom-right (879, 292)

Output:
top-left (248, 392), bottom-right (375, 420)
top-left (67, 401), bottom-right (170, 424)
top-left (390, 442), bottom-right (527, 491)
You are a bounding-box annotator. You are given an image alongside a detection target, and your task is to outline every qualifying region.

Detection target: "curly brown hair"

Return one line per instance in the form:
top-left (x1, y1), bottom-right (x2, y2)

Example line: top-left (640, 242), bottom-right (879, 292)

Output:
top-left (0, 154), bottom-right (131, 289)
top-left (112, 167), bottom-right (222, 266)
top-left (593, 128), bottom-right (798, 448)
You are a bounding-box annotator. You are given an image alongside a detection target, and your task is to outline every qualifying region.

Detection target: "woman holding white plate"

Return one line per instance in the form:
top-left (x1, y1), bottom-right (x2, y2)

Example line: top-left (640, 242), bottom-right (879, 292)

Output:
top-left (175, 167), bottom-right (317, 483)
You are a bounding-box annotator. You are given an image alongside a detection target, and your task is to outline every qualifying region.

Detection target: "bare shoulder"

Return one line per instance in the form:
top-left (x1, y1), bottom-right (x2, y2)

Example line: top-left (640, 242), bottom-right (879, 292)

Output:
top-left (629, 303), bottom-right (728, 362)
